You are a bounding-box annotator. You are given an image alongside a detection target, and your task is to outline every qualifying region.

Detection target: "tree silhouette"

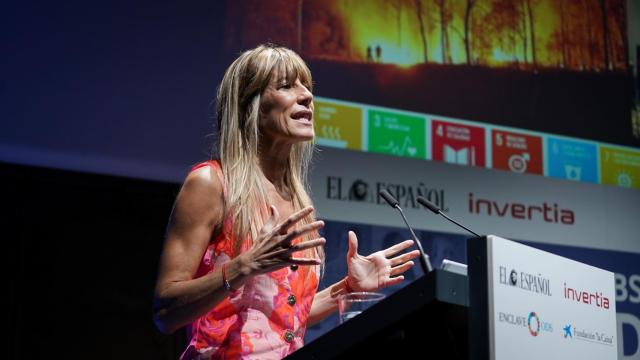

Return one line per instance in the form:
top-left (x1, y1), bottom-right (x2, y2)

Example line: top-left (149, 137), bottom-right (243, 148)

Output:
top-left (463, 0), bottom-right (478, 65)
top-left (471, 4), bottom-right (494, 65)
top-left (608, 0), bottom-right (627, 69)
top-left (582, 0), bottom-right (596, 70)
top-left (598, 0), bottom-right (610, 69)
top-left (525, 0), bottom-right (538, 67)
top-left (414, 0), bottom-right (430, 63)
top-left (560, 0), bottom-right (570, 67)
top-left (518, 0), bottom-right (528, 63)
top-left (434, 0), bottom-right (452, 63)
top-left (487, 0), bottom-right (522, 62)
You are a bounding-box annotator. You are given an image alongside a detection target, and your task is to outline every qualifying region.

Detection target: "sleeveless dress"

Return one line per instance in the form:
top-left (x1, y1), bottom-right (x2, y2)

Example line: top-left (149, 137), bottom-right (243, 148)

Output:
top-left (180, 161), bottom-right (320, 360)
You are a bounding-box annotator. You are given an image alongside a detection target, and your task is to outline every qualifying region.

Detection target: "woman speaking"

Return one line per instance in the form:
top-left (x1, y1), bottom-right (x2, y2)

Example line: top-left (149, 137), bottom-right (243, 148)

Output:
top-left (152, 44), bottom-right (419, 359)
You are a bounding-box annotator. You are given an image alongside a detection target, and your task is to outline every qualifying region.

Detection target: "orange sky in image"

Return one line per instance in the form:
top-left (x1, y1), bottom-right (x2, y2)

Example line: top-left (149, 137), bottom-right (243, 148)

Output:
top-left (303, 0), bottom-right (627, 71)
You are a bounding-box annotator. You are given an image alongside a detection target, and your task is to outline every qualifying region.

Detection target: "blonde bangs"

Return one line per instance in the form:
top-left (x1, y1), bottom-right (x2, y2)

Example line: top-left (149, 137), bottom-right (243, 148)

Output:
top-left (266, 47), bottom-right (313, 92)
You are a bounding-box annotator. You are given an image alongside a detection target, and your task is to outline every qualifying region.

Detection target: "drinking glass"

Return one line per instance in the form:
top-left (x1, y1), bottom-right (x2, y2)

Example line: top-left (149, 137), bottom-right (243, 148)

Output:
top-left (337, 292), bottom-right (386, 324)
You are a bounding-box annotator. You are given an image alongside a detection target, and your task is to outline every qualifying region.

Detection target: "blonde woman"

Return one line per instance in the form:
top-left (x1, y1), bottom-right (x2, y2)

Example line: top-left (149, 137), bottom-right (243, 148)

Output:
top-left (152, 44), bottom-right (419, 359)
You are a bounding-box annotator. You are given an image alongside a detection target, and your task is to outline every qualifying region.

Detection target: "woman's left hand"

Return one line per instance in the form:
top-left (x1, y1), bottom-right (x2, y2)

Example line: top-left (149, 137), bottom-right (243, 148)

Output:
top-left (345, 231), bottom-right (421, 292)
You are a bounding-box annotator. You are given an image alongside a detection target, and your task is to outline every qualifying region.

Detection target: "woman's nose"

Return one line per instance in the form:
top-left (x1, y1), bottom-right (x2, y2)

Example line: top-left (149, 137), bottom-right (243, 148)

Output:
top-left (297, 83), bottom-right (313, 106)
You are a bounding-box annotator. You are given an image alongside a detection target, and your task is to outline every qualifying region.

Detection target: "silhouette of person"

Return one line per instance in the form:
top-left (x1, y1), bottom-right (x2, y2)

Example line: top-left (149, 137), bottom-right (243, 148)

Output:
top-left (375, 45), bottom-right (382, 62)
top-left (366, 46), bottom-right (373, 62)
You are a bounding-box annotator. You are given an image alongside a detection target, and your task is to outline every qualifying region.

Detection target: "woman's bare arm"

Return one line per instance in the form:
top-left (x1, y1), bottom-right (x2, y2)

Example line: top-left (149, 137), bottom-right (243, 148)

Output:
top-left (152, 166), bottom-right (326, 334)
top-left (152, 166), bottom-right (251, 334)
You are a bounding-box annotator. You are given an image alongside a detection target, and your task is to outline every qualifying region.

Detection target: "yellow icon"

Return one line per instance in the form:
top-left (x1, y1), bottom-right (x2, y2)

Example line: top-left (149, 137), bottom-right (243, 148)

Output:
top-left (313, 99), bottom-right (363, 150)
top-left (600, 147), bottom-right (640, 189)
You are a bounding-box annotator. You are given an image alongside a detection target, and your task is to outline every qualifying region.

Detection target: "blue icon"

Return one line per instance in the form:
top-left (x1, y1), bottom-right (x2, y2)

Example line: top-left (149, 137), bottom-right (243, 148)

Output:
top-left (547, 138), bottom-right (598, 183)
top-left (563, 324), bottom-right (572, 338)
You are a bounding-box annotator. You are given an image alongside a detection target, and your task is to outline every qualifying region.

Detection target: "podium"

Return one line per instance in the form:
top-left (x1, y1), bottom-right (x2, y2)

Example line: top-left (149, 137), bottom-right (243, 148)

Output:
top-left (286, 269), bottom-right (469, 359)
top-left (287, 235), bottom-right (617, 360)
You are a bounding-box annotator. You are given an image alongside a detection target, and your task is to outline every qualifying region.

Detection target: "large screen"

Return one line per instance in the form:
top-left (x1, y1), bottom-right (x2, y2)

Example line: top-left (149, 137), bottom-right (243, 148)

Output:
top-left (1, 1), bottom-right (639, 188)
top-left (223, 0), bottom-right (640, 189)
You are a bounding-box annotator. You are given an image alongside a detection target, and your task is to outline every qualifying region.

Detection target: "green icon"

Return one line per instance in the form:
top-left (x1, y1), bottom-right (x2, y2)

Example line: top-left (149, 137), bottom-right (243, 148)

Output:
top-left (368, 109), bottom-right (426, 158)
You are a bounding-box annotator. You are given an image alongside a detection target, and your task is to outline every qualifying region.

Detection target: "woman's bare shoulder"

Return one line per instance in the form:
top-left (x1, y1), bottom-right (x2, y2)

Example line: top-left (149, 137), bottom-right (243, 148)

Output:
top-left (172, 163), bottom-right (225, 228)
top-left (184, 163), bottom-right (224, 195)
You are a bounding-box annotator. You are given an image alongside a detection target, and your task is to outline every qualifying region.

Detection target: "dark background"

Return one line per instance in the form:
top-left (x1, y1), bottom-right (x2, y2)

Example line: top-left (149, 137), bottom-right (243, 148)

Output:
top-left (1, 1), bottom-right (229, 181)
top-left (5, 163), bottom-right (184, 358)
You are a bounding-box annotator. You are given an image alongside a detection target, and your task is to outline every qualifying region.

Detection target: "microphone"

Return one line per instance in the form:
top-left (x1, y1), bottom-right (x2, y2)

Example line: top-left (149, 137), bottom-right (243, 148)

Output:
top-left (416, 196), bottom-right (480, 237)
top-left (379, 189), bottom-right (433, 274)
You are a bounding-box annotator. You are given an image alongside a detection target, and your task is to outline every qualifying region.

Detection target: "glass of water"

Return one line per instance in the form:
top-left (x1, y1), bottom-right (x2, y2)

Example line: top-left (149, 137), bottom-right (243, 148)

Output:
top-left (338, 292), bottom-right (386, 324)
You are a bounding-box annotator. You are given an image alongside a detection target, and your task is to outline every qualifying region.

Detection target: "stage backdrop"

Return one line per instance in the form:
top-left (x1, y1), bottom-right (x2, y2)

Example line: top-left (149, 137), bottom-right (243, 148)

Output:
top-left (2, 1), bottom-right (639, 358)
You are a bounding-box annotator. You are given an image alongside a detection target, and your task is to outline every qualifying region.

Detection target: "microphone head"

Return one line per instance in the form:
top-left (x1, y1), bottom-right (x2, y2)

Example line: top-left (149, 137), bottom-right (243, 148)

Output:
top-left (379, 189), bottom-right (399, 208)
top-left (417, 196), bottom-right (441, 214)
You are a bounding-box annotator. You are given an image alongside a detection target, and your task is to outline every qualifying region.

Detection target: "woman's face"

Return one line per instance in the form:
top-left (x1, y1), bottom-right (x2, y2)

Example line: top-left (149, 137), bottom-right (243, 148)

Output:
top-left (259, 73), bottom-right (314, 144)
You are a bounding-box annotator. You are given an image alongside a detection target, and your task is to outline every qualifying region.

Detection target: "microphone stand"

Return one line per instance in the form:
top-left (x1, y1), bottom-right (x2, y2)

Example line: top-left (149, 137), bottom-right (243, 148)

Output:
top-left (380, 189), bottom-right (433, 274)
top-left (394, 203), bottom-right (434, 274)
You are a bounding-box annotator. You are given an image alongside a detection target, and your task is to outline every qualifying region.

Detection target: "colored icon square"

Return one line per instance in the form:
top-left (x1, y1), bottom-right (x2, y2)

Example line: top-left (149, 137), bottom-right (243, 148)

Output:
top-left (432, 120), bottom-right (486, 167)
top-left (367, 109), bottom-right (426, 158)
top-left (491, 129), bottom-right (543, 175)
top-left (546, 137), bottom-right (598, 183)
top-left (600, 146), bottom-right (640, 189)
top-left (313, 100), bottom-right (363, 150)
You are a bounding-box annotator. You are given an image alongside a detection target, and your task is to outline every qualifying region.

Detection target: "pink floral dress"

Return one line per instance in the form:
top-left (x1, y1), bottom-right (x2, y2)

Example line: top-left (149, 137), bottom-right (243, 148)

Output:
top-left (181, 161), bottom-right (319, 360)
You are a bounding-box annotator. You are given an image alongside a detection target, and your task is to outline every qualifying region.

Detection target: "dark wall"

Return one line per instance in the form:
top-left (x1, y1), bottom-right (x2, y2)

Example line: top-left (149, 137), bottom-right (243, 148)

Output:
top-left (5, 163), bottom-right (185, 358)
top-left (1, 0), bottom-right (227, 180)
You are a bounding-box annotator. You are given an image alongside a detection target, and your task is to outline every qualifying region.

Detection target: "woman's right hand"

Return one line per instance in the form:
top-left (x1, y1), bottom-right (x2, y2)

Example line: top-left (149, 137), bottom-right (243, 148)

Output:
top-left (237, 205), bottom-right (325, 276)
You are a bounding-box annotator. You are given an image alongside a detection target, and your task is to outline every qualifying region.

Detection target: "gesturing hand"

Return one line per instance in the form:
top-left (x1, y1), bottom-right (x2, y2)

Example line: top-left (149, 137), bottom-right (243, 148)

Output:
top-left (238, 205), bottom-right (325, 276)
top-left (345, 231), bottom-right (420, 292)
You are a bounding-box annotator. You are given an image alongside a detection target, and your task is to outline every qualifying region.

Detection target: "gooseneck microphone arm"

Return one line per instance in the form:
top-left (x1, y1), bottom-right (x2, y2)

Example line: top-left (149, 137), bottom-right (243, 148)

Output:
top-left (416, 196), bottom-right (480, 238)
top-left (380, 190), bottom-right (433, 274)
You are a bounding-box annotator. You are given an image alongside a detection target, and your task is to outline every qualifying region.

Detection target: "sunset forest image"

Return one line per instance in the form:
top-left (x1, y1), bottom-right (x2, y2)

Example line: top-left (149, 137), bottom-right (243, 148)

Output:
top-left (226, 0), bottom-right (628, 72)
top-left (302, 0), bottom-right (628, 72)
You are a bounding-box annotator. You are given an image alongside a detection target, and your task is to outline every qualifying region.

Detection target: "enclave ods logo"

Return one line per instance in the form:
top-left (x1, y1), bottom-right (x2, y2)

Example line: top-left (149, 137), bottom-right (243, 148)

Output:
top-left (498, 311), bottom-right (553, 336)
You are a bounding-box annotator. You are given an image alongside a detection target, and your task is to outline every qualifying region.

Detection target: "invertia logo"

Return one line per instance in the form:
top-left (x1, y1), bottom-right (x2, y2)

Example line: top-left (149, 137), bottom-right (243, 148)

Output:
top-left (468, 193), bottom-right (575, 225)
top-left (564, 283), bottom-right (611, 310)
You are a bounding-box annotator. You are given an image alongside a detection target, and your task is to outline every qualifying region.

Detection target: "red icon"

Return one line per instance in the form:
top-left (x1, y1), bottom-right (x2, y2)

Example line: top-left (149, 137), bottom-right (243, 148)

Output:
top-left (432, 120), bottom-right (486, 167)
top-left (492, 130), bottom-right (542, 175)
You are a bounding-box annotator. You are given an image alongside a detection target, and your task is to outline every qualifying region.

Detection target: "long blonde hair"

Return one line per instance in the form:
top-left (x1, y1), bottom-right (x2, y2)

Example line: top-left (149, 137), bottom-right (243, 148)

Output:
top-left (215, 44), bottom-right (323, 265)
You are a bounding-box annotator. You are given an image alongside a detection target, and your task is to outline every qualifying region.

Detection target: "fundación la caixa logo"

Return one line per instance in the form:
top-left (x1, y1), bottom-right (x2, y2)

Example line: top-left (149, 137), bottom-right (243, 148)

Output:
top-left (498, 266), bottom-right (552, 296)
top-left (562, 323), bottom-right (614, 346)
